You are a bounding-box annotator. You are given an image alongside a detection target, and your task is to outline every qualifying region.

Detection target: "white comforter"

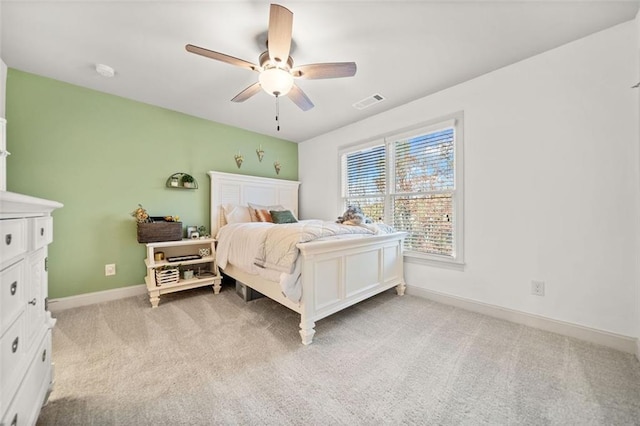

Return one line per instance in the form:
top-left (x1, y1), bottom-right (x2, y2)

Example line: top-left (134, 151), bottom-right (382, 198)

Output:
top-left (216, 220), bottom-right (394, 301)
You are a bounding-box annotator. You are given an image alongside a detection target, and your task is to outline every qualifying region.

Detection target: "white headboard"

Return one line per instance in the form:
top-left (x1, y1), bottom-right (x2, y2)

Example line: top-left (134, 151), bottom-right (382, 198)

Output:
top-left (208, 171), bottom-right (300, 235)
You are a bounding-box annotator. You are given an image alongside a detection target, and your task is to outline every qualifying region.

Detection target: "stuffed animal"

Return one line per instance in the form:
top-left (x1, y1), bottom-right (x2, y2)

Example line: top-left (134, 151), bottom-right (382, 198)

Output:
top-left (337, 205), bottom-right (373, 225)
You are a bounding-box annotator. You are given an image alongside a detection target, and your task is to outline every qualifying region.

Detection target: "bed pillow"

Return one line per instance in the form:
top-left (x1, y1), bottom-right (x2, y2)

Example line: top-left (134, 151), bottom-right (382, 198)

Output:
top-left (248, 202), bottom-right (285, 222)
top-left (270, 210), bottom-right (298, 224)
top-left (255, 209), bottom-right (273, 222)
top-left (222, 204), bottom-right (252, 224)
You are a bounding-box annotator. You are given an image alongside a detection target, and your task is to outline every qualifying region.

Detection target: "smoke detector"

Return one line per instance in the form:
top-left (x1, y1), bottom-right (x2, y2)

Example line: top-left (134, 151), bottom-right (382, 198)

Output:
top-left (95, 63), bottom-right (115, 78)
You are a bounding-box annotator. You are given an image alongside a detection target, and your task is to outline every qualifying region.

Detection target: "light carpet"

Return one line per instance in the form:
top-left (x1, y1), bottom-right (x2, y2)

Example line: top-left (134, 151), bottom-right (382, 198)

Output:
top-left (37, 285), bottom-right (640, 425)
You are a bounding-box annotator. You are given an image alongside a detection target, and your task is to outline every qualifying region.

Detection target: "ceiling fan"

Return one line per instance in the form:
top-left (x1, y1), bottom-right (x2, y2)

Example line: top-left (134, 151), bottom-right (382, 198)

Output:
top-left (185, 3), bottom-right (357, 119)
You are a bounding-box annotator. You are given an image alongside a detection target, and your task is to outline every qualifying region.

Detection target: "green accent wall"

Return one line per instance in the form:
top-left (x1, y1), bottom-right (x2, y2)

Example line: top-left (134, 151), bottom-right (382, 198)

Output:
top-left (6, 69), bottom-right (298, 299)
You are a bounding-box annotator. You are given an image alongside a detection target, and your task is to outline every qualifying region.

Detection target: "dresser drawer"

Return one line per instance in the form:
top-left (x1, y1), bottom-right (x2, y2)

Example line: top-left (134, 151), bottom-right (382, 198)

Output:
top-left (0, 219), bottom-right (27, 266)
top-left (31, 217), bottom-right (53, 251)
top-left (0, 261), bottom-right (25, 336)
top-left (0, 315), bottom-right (25, 413)
top-left (1, 330), bottom-right (51, 426)
top-left (25, 249), bottom-right (46, 350)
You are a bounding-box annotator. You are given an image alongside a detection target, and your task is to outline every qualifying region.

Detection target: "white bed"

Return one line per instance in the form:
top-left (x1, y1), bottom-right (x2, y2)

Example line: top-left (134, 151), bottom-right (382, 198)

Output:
top-left (209, 171), bottom-right (406, 344)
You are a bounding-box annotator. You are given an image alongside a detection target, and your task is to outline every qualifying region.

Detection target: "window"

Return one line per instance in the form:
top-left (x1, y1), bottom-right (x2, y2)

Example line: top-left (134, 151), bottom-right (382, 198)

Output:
top-left (343, 144), bottom-right (386, 221)
top-left (340, 114), bottom-right (464, 266)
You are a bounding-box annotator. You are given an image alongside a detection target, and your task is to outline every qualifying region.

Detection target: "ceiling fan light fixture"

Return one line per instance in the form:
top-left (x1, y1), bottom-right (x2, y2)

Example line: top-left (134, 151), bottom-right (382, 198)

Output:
top-left (259, 67), bottom-right (294, 96)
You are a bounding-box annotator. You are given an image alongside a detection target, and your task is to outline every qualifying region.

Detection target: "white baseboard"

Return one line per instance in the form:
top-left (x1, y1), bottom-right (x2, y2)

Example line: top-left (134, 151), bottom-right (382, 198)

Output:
top-left (406, 285), bottom-right (637, 355)
top-left (48, 284), bottom-right (147, 313)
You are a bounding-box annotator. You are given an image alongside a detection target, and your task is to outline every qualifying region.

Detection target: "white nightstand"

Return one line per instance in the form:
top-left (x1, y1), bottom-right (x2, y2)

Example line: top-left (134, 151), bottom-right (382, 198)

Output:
top-left (143, 238), bottom-right (222, 307)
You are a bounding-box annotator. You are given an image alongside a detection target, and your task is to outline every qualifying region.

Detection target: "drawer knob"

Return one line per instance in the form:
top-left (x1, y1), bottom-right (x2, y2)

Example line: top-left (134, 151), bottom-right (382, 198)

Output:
top-left (11, 413), bottom-right (17, 426)
top-left (42, 348), bottom-right (47, 362)
top-left (12, 336), bottom-right (19, 353)
top-left (40, 227), bottom-right (45, 236)
top-left (10, 281), bottom-right (17, 296)
top-left (5, 233), bottom-right (12, 245)
top-left (28, 298), bottom-right (37, 306)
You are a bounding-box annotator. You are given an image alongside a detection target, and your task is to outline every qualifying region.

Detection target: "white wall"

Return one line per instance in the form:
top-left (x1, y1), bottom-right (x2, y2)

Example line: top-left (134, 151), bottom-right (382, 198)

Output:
top-left (299, 21), bottom-right (639, 337)
top-left (0, 61), bottom-right (6, 119)
top-left (636, 11), bottom-right (640, 356)
top-left (0, 0), bottom-right (6, 118)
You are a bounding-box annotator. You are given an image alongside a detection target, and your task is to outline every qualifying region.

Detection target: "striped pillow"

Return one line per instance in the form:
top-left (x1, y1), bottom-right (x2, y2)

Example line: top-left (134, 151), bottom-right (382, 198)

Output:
top-left (248, 203), bottom-right (285, 221)
top-left (255, 209), bottom-right (273, 223)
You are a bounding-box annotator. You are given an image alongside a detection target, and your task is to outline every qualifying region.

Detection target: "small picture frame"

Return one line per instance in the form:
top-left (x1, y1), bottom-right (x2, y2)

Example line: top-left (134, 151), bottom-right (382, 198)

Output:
top-left (190, 232), bottom-right (200, 240)
top-left (186, 226), bottom-right (197, 239)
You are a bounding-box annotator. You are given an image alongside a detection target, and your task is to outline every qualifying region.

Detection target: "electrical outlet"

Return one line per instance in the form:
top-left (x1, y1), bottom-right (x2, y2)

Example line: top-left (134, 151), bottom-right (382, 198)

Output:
top-left (531, 280), bottom-right (545, 296)
top-left (105, 264), bottom-right (116, 276)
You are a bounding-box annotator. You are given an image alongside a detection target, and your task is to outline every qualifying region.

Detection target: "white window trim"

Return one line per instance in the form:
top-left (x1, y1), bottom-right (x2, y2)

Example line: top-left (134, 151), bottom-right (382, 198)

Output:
top-left (338, 112), bottom-right (465, 269)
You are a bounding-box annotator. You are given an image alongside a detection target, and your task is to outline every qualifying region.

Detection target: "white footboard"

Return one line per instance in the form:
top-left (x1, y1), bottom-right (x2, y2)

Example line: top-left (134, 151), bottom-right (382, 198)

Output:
top-left (297, 232), bottom-right (406, 344)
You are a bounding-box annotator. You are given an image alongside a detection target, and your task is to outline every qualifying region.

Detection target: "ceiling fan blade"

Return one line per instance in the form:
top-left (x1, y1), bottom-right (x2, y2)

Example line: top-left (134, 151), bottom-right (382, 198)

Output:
top-left (231, 82), bottom-right (262, 102)
top-left (287, 84), bottom-right (314, 111)
top-left (292, 62), bottom-right (357, 79)
top-left (267, 4), bottom-right (293, 65)
top-left (186, 44), bottom-right (260, 72)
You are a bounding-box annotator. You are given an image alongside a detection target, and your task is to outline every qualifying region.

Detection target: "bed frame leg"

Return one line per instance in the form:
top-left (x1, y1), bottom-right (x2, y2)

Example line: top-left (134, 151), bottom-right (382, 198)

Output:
top-left (395, 281), bottom-right (406, 296)
top-left (299, 320), bottom-right (316, 345)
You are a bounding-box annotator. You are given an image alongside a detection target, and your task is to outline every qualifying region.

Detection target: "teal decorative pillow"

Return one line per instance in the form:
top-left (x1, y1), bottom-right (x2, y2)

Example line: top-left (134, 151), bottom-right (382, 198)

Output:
top-left (270, 210), bottom-right (298, 224)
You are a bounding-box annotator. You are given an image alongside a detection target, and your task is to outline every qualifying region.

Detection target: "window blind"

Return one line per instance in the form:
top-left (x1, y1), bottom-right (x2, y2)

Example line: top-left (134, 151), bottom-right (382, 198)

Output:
top-left (394, 129), bottom-right (454, 193)
top-left (345, 145), bottom-right (385, 196)
top-left (344, 144), bottom-right (386, 220)
top-left (392, 127), bottom-right (455, 256)
top-left (393, 194), bottom-right (453, 255)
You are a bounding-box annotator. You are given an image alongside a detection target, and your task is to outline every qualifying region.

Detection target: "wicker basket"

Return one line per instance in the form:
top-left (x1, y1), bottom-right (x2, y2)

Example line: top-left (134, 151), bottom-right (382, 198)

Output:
top-left (155, 268), bottom-right (180, 286)
top-left (137, 221), bottom-right (182, 243)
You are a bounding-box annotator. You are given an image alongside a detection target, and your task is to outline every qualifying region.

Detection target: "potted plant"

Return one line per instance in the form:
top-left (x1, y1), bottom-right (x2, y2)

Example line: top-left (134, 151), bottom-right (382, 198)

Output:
top-left (181, 174), bottom-right (195, 188)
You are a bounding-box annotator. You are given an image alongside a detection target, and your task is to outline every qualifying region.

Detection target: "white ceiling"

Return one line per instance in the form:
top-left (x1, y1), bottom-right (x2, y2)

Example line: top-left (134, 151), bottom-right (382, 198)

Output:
top-left (1, 1), bottom-right (638, 143)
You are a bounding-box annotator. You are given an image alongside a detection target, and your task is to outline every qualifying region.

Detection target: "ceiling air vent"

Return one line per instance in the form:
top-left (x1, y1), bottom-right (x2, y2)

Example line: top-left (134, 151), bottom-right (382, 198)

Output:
top-left (353, 93), bottom-right (386, 110)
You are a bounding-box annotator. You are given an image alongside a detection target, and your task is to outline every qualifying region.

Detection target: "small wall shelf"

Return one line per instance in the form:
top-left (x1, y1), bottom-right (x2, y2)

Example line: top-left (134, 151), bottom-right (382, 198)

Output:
top-left (166, 172), bottom-right (198, 189)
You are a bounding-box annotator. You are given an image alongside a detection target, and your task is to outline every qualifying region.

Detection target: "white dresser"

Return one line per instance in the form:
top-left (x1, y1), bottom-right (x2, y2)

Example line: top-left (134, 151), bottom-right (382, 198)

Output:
top-left (0, 191), bottom-right (62, 426)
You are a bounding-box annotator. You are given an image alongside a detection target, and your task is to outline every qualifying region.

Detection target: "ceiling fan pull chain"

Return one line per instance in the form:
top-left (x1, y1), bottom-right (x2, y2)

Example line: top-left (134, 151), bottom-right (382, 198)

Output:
top-left (275, 94), bottom-right (281, 131)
